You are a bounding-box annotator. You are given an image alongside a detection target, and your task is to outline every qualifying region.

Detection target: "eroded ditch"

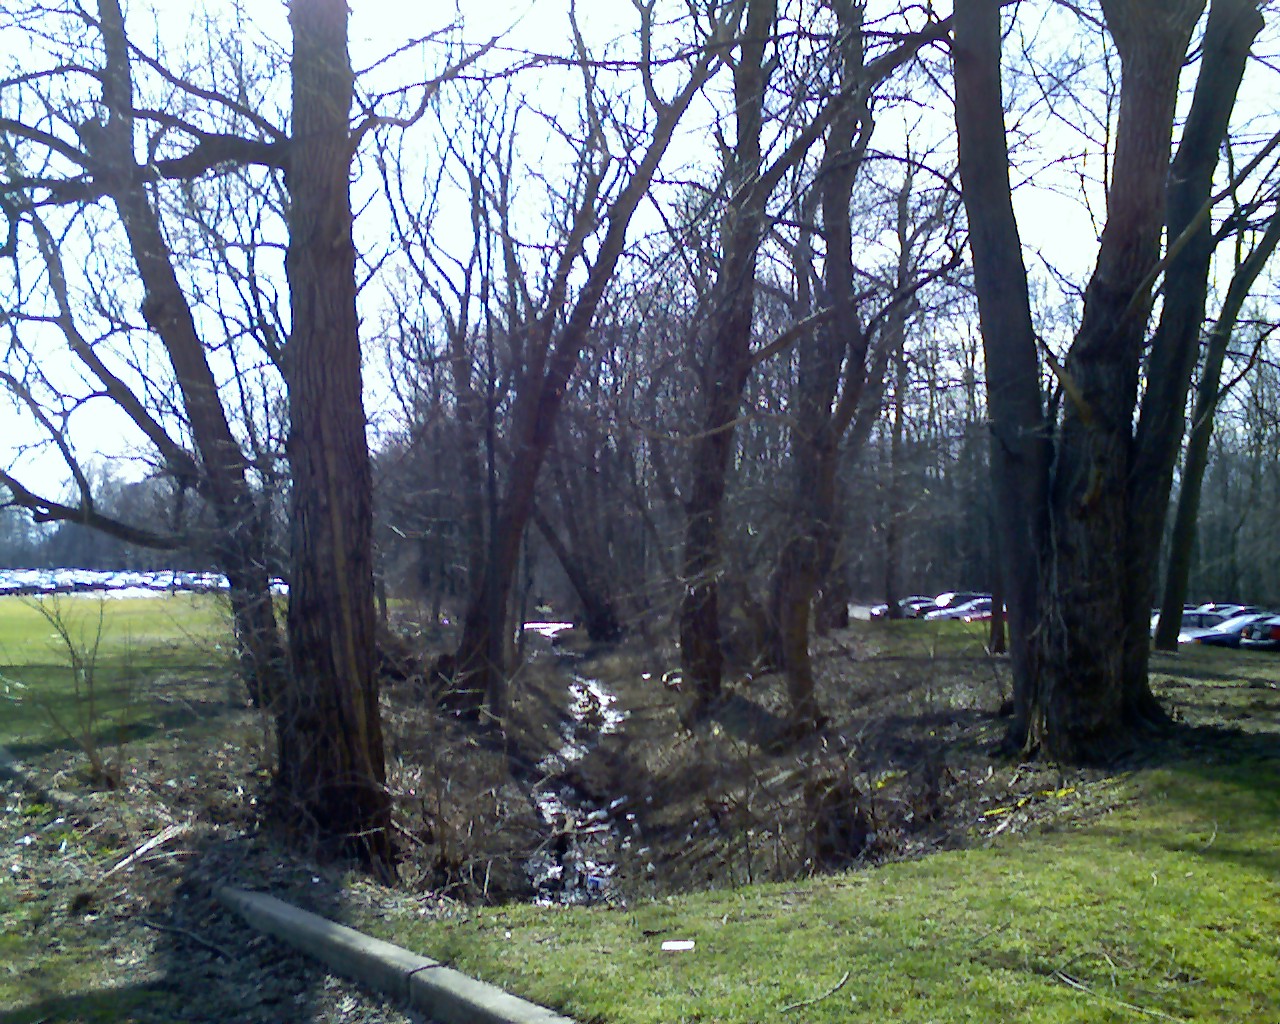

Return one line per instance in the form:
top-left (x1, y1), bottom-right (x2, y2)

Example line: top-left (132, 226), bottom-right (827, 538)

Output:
top-left (521, 622), bottom-right (635, 904)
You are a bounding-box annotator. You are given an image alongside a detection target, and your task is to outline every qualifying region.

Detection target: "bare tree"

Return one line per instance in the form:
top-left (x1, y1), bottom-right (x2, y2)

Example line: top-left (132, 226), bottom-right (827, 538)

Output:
top-left (1, 0), bottom-right (483, 870)
top-left (677, 0), bottom-right (952, 714)
top-left (953, 0), bottom-right (1268, 759)
top-left (382, 5), bottom-right (743, 725)
top-left (1155, 199), bottom-right (1280, 647)
top-left (1, 0), bottom-right (288, 709)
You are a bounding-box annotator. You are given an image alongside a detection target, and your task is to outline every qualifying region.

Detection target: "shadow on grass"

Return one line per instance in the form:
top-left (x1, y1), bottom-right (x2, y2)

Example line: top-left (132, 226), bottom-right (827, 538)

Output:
top-left (0, 980), bottom-right (184, 1024)
top-left (0, 801), bottom-right (397, 1024)
top-left (4, 698), bottom-right (244, 763)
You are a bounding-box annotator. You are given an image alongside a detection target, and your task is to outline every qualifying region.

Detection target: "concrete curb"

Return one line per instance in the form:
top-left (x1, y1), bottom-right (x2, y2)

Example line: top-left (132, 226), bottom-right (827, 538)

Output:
top-left (215, 886), bottom-right (576, 1024)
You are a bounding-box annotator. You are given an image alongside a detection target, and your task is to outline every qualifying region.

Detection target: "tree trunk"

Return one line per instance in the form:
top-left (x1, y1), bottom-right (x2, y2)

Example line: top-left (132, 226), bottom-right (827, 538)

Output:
top-left (1156, 209), bottom-right (1280, 647)
top-left (280, 0), bottom-right (392, 874)
top-left (446, 28), bottom-right (724, 726)
top-left (1124, 0), bottom-right (1263, 677)
top-left (954, 0), bottom-right (1259, 762)
top-left (679, 0), bottom-right (778, 711)
top-left (1036, 0), bottom-right (1203, 761)
top-left (533, 506), bottom-right (624, 643)
top-left (94, 0), bottom-right (285, 710)
top-left (952, 0), bottom-right (1050, 751)
top-left (883, 326), bottom-right (909, 620)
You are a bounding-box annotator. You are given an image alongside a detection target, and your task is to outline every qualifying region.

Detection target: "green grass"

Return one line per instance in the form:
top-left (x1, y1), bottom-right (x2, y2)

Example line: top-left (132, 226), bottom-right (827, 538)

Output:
top-left (0, 594), bottom-right (234, 755)
top-left (857, 616), bottom-right (1002, 659)
top-left (364, 761), bottom-right (1280, 1023)
top-left (2, 600), bottom-right (1275, 1022)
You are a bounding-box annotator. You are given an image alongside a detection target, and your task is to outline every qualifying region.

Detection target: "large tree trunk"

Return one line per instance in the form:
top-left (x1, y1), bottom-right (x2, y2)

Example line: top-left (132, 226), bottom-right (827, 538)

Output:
top-left (955, 0), bottom-right (1264, 762)
top-left (1035, 0), bottom-right (1203, 761)
top-left (280, 0), bottom-right (392, 874)
top-left (952, 0), bottom-right (1050, 751)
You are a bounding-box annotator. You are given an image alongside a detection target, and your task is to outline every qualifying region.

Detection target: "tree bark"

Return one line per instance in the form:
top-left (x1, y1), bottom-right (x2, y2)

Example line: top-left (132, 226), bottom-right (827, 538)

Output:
top-left (952, 0), bottom-right (1050, 751)
top-left (280, 0), bottom-right (392, 874)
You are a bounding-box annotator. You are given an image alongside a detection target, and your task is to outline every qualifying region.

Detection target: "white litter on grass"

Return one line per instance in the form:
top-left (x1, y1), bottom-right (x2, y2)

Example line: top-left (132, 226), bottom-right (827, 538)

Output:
top-left (661, 940), bottom-right (695, 952)
top-left (522, 621), bottom-right (576, 639)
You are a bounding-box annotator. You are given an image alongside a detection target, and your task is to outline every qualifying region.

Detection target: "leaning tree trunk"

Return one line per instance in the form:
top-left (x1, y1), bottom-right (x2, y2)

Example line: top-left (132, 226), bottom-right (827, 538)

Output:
top-left (280, 0), bottom-right (392, 874)
top-left (533, 506), bottom-right (624, 643)
top-left (1156, 207), bottom-right (1280, 648)
top-left (1124, 0), bottom-right (1263, 678)
top-left (94, 0), bottom-right (285, 709)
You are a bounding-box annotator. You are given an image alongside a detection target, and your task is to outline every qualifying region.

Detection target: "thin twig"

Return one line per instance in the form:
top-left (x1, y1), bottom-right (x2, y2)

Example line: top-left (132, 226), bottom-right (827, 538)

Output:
top-left (780, 970), bottom-right (851, 1013)
top-left (139, 914), bottom-right (234, 960)
top-left (1053, 970), bottom-right (1187, 1022)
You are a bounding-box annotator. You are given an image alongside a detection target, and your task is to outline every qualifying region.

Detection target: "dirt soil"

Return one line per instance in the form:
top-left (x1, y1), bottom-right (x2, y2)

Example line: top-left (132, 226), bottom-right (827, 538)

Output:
top-left (3, 620), bottom-right (1278, 1023)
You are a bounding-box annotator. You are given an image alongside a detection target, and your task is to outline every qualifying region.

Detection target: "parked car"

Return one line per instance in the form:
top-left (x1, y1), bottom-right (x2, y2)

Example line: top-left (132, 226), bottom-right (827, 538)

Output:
top-left (1240, 615), bottom-right (1280, 651)
top-left (960, 598), bottom-right (1002, 622)
top-left (932, 591), bottom-right (988, 612)
top-left (1194, 602), bottom-right (1265, 619)
top-left (925, 597), bottom-right (992, 621)
top-left (902, 597), bottom-right (940, 618)
top-left (1179, 613), bottom-right (1273, 648)
top-left (1151, 609), bottom-right (1231, 636)
top-left (870, 596), bottom-right (936, 620)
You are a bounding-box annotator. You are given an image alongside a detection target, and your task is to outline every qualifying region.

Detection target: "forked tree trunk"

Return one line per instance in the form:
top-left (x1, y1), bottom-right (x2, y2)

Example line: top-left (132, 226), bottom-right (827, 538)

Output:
top-left (955, 0), bottom-right (1260, 761)
top-left (280, 0), bottom-right (392, 874)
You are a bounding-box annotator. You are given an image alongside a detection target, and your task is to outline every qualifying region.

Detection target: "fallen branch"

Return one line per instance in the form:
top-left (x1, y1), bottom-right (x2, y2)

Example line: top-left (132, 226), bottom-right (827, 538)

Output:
top-left (100, 822), bottom-right (190, 882)
top-left (780, 970), bottom-right (851, 1013)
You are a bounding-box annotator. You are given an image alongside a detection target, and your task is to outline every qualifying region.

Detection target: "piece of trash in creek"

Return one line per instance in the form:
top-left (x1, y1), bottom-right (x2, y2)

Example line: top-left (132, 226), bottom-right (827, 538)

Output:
top-left (661, 940), bottom-right (695, 952)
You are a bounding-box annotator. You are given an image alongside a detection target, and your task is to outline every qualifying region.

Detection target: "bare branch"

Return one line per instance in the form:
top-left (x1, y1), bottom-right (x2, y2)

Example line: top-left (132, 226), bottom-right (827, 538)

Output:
top-left (0, 470), bottom-right (184, 550)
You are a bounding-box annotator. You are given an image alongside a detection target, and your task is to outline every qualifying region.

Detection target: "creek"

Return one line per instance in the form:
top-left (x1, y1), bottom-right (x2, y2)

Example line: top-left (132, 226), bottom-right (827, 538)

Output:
top-left (520, 623), bottom-right (636, 904)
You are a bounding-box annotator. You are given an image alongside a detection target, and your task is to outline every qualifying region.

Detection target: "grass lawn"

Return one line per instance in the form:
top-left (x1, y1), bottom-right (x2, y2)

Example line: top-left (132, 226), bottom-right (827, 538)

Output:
top-left (1, 602), bottom-right (1276, 1023)
top-left (0, 593), bottom-right (235, 757)
top-left (364, 758), bottom-right (1280, 1023)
